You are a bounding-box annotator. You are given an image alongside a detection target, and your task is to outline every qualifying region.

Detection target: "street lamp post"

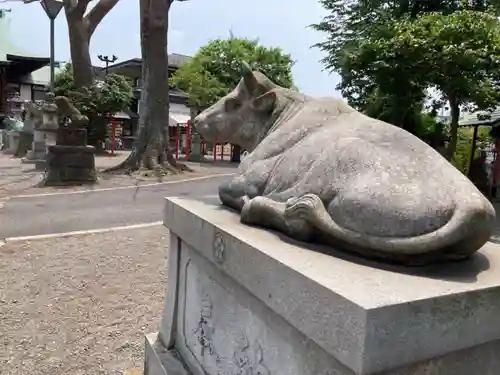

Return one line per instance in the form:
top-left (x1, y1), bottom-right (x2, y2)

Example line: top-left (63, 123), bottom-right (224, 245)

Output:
top-left (97, 55), bottom-right (118, 75)
top-left (40, 0), bottom-right (64, 93)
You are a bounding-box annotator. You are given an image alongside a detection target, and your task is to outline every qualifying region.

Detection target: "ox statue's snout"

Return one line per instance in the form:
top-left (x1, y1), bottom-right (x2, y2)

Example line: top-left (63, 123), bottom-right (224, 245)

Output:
top-left (192, 113), bottom-right (209, 136)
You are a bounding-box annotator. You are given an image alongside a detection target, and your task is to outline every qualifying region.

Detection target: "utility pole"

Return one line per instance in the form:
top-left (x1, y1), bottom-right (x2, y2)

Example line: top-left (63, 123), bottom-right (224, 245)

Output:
top-left (40, 0), bottom-right (64, 93)
top-left (97, 55), bottom-right (118, 75)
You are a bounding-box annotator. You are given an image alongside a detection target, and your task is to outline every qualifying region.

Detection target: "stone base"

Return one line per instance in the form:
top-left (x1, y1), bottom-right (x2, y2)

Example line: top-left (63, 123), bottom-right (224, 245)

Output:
top-left (4, 131), bottom-right (19, 155)
top-left (186, 152), bottom-right (205, 162)
top-left (145, 197), bottom-right (500, 375)
top-left (14, 131), bottom-right (33, 157)
top-left (43, 145), bottom-right (97, 186)
top-left (21, 158), bottom-right (46, 171)
top-left (22, 154), bottom-right (46, 169)
top-left (0, 130), bottom-right (6, 150)
top-left (144, 333), bottom-right (190, 375)
top-left (25, 138), bottom-right (48, 161)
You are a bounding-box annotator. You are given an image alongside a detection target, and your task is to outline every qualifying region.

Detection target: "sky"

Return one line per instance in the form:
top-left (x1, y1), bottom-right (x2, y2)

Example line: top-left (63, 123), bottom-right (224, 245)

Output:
top-left (2, 0), bottom-right (342, 98)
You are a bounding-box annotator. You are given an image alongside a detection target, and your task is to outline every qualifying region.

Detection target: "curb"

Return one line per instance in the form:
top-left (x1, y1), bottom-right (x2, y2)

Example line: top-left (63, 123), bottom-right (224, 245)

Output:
top-left (2, 221), bottom-right (164, 243)
top-left (9, 173), bottom-right (234, 199)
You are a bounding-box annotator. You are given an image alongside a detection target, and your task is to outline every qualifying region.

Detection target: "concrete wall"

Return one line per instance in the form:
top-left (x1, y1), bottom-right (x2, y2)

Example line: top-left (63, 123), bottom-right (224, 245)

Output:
top-left (19, 84), bottom-right (32, 101)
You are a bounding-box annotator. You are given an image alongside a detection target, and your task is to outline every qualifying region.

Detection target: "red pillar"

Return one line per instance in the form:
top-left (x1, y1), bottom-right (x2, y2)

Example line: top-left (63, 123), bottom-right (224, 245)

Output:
top-left (213, 143), bottom-right (217, 162)
top-left (175, 124), bottom-right (180, 161)
top-left (186, 120), bottom-right (191, 160)
top-left (201, 138), bottom-right (205, 153)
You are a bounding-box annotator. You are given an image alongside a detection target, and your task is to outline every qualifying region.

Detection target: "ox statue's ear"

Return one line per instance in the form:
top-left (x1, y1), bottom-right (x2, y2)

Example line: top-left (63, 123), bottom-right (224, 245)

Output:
top-left (252, 91), bottom-right (276, 112)
top-left (241, 61), bottom-right (258, 94)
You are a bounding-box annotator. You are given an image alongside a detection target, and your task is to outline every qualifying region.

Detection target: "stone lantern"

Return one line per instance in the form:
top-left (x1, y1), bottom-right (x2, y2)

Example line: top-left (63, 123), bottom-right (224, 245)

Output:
top-left (40, 92), bottom-right (59, 147)
top-left (4, 92), bottom-right (23, 155)
top-left (40, 93), bottom-right (58, 130)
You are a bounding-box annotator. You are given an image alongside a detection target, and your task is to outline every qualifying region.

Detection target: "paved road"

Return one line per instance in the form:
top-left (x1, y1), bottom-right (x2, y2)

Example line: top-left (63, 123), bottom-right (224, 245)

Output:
top-left (0, 175), bottom-right (232, 238)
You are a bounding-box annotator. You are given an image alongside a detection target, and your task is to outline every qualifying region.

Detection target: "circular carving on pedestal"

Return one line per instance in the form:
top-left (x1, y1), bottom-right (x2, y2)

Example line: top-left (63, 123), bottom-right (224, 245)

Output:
top-left (213, 232), bottom-right (226, 265)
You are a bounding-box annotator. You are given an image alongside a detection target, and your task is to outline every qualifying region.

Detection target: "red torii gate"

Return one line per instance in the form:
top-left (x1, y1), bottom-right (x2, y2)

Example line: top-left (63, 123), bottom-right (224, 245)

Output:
top-left (172, 119), bottom-right (231, 162)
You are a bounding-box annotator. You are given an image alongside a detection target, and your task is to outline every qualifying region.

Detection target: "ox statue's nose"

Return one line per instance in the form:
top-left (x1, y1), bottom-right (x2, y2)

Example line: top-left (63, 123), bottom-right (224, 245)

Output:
top-left (193, 115), bottom-right (211, 137)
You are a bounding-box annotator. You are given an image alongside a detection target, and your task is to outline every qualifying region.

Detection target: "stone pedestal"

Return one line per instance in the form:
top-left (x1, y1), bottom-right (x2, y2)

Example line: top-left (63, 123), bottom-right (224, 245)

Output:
top-left (14, 131), bottom-right (33, 157)
top-left (42, 128), bottom-right (97, 186)
top-left (187, 133), bottom-right (205, 162)
top-left (23, 130), bottom-right (51, 170)
top-left (24, 129), bottom-right (47, 160)
top-left (43, 144), bottom-right (97, 186)
top-left (0, 129), bottom-right (6, 150)
top-left (144, 197), bottom-right (500, 375)
top-left (4, 131), bottom-right (19, 154)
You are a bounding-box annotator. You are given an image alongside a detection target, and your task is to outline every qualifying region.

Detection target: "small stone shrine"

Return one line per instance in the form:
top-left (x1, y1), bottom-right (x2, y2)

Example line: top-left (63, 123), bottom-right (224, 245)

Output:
top-left (42, 94), bottom-right (97, 186)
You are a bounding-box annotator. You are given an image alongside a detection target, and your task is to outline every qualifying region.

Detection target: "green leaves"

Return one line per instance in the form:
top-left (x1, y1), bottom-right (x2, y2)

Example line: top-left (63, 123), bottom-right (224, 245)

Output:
top-left (170, 37), bottom-right (295, 109)
top-left (313, 0), bottom-right (500, 159)
top-left (312, 0), bottom-right (500, 107)
top-left (54, 63), bottom-right (133, 116)
top-left (369, 10), bottom-right (500, 110)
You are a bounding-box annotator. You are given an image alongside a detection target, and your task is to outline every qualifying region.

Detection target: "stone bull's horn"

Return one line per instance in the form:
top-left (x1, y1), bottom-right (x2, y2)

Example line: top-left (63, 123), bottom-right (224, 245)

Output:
top-left (241, 61), bottom-right (258, 93)
top-left (241, 61), bottom-right (253, 76)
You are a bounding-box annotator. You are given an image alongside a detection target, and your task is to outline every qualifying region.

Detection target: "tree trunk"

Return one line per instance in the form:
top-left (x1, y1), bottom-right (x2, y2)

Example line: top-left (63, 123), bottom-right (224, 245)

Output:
top-left (105, 0), bottom-right (190, 174)
top-left (231, 144), bottom-right (241, 163)
top-left (65, 12), bottom-right (94, 88)
top-left (446, 94), bottom-right (460, 161)
top-left (63, 0), bottom-right (120, 88)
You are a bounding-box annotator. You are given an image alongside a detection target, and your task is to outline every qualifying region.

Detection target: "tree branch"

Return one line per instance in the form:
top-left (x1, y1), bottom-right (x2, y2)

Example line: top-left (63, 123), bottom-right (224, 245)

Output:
top-left (84, 0), bottom-right (120, 39)
top-left (75, 0), bottom-right (91, 15)
top-left (63, 0), bottom-right (89, 17)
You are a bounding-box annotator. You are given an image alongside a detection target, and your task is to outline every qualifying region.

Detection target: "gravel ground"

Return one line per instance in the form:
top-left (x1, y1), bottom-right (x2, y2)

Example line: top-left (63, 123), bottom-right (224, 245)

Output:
top-left (0, 225), bottom-right (168, 375)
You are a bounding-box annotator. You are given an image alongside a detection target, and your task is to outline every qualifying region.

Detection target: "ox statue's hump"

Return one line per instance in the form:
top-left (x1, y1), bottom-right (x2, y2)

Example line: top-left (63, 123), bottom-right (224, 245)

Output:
top-left (193, 61), bottom-right (496, 266)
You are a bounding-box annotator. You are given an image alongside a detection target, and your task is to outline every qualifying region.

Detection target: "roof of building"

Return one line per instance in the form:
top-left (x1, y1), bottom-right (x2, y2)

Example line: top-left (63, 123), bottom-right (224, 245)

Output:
top-left (105, 53), bottom-right (191, 76)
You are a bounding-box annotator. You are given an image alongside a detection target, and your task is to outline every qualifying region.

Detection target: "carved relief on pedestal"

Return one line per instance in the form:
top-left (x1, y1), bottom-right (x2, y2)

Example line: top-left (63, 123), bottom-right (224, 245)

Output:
top-left (179, 246), bottom-right (340, 375)
top-left (183, 255), bottom-right (273, 374)
top-left (213, 231), bottom-right (226, 265)
top-left (192, 294), bottom-right (220, 363)
top-left (233, 331), bottom-right (270, 375)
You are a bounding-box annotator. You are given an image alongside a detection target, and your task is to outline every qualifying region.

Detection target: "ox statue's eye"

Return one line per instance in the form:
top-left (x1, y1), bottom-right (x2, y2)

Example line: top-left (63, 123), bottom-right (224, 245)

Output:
top-left (225, 98), bottom-right (241, 112)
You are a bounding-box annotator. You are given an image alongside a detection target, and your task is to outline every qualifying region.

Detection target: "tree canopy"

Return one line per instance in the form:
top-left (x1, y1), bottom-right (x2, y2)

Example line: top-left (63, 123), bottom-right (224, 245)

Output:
top-left (312, 0), bottom-right (500, 159)
top-left (54, 63), bottom-right (133, 116)
top-left (54, 63), bottom-right (133, 146)
top-left (170, 37), bottom-right (295, 109)
top-left (367, 10), bottom-right (500, 155)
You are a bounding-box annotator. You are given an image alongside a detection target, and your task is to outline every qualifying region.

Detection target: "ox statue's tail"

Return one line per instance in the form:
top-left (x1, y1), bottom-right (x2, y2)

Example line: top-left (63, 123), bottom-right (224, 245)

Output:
top-left (284, 193), bottom-right (495, 264)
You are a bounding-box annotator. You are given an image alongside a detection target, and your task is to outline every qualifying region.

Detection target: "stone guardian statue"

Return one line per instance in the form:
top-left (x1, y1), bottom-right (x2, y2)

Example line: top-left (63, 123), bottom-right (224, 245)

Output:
top-left (192, 62), bottom-right (496, 266)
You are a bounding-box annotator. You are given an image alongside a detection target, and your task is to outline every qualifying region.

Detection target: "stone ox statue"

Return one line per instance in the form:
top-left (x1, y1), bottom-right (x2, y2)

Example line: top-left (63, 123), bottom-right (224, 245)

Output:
top-left (193, 62), bottom-right (496, 266)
